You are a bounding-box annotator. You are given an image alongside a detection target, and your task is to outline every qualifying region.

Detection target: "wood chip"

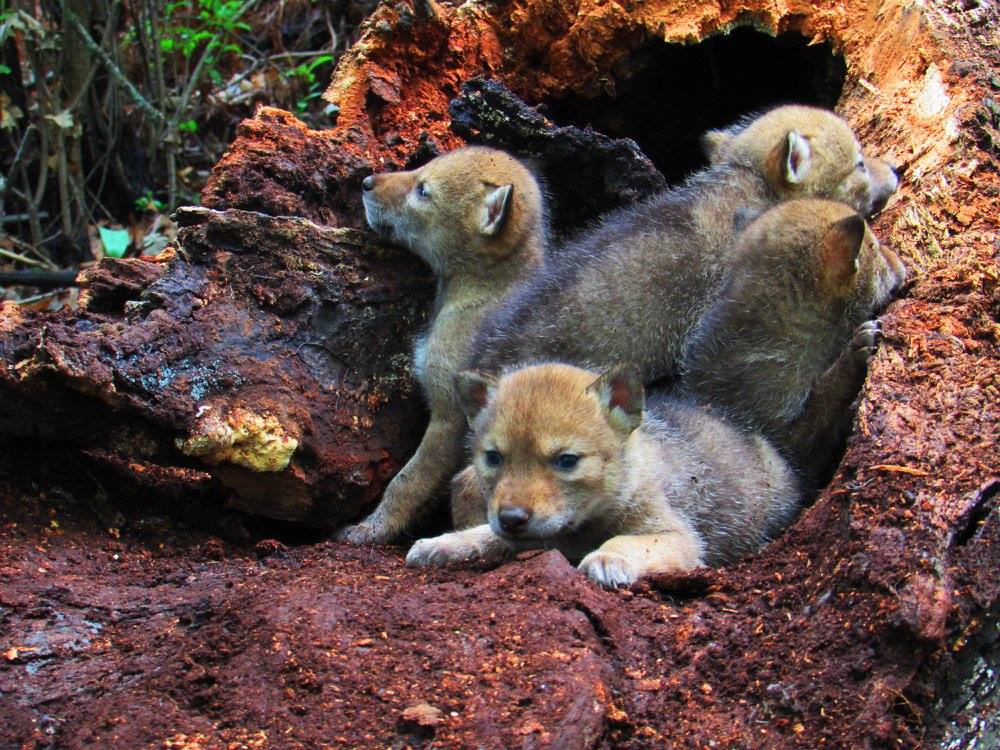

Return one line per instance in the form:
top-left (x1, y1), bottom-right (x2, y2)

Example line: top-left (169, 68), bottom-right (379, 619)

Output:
top-left (871, 464), bottom-right (930, 477)
top-left (401, 702), bottom-right (444, 726)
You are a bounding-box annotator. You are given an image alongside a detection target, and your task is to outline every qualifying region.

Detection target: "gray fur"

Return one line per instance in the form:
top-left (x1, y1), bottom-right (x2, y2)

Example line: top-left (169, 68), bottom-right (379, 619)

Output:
top-left (639, 394), bottom-right (800, 567)
top-left (680, 199), bottom-right (906, 485)
top-left (470, 164), bottom-right (776, 381)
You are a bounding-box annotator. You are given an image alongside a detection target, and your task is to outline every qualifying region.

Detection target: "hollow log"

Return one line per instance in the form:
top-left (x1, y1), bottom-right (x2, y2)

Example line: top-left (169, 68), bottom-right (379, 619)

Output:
top-left (1, 0), bottom-right (999, 747)
top-left (1, 209), bottom-right (435, 526)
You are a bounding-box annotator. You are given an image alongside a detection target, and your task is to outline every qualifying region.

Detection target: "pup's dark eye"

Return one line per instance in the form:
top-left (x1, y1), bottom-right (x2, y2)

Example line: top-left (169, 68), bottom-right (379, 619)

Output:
top-left (484, 449), bottom-right (503, 467)
top-left (856, 160), bottom-right (867, 172)
top-left (415, 181), bottom-right (430, 199)
top-left (554, 453), bottom-right (580, 470)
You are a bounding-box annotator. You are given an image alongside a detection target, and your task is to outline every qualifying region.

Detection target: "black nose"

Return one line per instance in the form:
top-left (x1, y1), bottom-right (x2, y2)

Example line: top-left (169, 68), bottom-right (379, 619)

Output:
top-left (498, 506), bottom-right (531, 534)
top-left (362, 175), bottom-right (375, 191)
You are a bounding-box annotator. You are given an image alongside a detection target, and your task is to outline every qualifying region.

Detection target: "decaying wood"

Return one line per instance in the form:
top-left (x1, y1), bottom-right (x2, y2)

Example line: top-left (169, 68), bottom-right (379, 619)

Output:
top-left (1, 207), bottom-right (434, 526)
top-left (1, 0), bottom-right (998, 747)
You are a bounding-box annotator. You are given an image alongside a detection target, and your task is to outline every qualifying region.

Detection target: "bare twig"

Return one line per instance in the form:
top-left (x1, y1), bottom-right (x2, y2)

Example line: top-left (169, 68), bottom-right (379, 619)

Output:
top-left (66, 0), bottom-right (122, 113)
top-left (0, 212), bottom-right (50, 225)
top-left (0, 269), bottom-right (78, 287)
top-left (0, 125), bottom-right (37, 199)
top-left (62, 3), bottom-right (166, 124)
top-left (0, 230), bottom-right (59, 269)
top-left (0, 245), bottom-right (57, 270)
top-left (12, 289), bottom-right (61, 305)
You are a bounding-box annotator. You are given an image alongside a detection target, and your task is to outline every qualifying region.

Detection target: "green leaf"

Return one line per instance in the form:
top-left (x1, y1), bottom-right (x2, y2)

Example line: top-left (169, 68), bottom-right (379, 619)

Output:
top-left (178, 118), bottom-right (198, 133)
top-left (307, 54), bottom-right (334, 71)
top-left (98, 227), bottom-right (130, 259)
top-left (0, 64), bottom-right (10, 75)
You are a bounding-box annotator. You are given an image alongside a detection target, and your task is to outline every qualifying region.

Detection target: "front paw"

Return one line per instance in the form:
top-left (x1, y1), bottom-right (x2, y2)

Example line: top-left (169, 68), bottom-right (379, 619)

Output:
top-left (406, 533), bottom-right (482, 567)
top-left (850, 320), bottom-right (881, 366)
top-left (578, 551), bottom-right (639, 589)
top-left (334, 516), bottom-right (395, 545)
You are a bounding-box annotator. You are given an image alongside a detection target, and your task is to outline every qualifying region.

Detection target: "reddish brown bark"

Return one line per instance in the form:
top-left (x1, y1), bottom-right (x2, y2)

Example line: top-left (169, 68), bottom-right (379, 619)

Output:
top-left (0, 207), bottom-right (433, 526)
top-left (1, 0), bottom-right (999, 747)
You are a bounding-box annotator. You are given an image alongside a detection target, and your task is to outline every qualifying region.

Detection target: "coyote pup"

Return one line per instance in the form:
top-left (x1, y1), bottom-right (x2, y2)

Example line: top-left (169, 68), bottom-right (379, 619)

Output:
top-left (470, 105), bottom-right (899, 383)
top-left (337, 147), bottom-right (546, 544)
top-left (682, 199), bottom-right (907, 485)
top-left (406, 363), bottom-right (799, 588)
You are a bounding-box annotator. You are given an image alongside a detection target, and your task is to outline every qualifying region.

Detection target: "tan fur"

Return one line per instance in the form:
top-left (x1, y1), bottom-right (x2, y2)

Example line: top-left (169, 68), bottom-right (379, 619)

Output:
top-left (407, 363), bottom-right (799, 588)
top-left (337, 147), bottom-right (546, 544)
top-left (704, 105), bottom-right (898, 215)
top-left (471, 106), bottom-right (899, 383)
top-left (681, 199), bottom-right (907, 486)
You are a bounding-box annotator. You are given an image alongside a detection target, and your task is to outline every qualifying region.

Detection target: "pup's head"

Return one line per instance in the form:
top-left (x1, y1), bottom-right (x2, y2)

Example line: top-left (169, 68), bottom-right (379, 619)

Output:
top-left (730, 198), bottom-right (906, 322)
top-left (454, 363), bottom-right (644, 547)
top-left (702, 105), bottom-right (898, 217)
top-left (361, 146), bottom-right (544, 276)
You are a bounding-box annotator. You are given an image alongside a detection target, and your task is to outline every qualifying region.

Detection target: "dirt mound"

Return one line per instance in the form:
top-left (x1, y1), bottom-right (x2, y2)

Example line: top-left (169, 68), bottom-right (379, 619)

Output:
top-left (2, 0), bottom-right (999, 747)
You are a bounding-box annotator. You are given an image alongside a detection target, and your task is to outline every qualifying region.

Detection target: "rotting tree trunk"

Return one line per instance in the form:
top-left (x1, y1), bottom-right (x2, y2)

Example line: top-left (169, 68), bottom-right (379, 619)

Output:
top-left (1, 207), bottom-right (434, 526)
top-left (1, 0), bottom-right (999, 747)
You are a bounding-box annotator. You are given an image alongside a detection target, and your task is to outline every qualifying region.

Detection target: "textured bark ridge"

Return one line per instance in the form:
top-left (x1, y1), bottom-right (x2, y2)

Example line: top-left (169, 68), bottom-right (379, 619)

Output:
top-left (2, 0), bottom-right (999, 748)
top-left (1, 207), bottom-right (433, 526)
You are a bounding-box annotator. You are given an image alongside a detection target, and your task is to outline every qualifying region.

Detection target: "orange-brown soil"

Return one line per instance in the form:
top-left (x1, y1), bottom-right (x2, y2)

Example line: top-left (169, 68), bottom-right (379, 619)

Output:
top-left (2, 0), bottom-right (999, 747)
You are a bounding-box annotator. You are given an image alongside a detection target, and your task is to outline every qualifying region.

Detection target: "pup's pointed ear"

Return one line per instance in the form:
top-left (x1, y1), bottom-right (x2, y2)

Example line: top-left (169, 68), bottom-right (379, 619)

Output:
top-left (821, 213), bottom-right (866, 285)
top-left (454, 370), bottom-right (497, 422)
top-left (701, 129), bottom-right (732, 163)
top-left (784, 131), bottom-right (812, 185)
top-left (587, 363), bottom-right (644, 434)
top-left (481, 184), bottom-right (514, 237)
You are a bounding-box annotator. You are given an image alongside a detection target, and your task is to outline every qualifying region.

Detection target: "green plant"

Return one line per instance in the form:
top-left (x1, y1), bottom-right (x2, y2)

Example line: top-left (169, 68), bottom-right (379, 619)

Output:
top-left (135, 191), bottom-right (167, 214)
top-left (283, 53), bottom-right (334, 114)
top-left (159, 0), bottom-right (250, 86)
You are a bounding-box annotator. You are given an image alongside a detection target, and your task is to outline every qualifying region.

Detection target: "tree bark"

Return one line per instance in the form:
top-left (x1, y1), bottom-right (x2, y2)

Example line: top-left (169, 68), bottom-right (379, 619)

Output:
top-left (1, 0), bottom-right (998, 746)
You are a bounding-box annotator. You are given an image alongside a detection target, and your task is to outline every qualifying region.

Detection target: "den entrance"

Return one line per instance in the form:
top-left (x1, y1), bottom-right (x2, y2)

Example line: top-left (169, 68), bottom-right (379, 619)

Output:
top-left (543, 27), bottom-right (848, 186)
top-left (537, 27), bottom-right (853, 493)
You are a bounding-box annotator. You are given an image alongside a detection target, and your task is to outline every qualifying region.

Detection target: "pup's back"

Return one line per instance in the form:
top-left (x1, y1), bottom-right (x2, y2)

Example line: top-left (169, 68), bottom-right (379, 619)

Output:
top-left (471, 164), bottom-right (772, 381)
top-left (643, 395), bottom-right (799, 566)
top-left (469, 105), bottom-right (898, 382)
top-left (681, 199), bottom-right (906, 482)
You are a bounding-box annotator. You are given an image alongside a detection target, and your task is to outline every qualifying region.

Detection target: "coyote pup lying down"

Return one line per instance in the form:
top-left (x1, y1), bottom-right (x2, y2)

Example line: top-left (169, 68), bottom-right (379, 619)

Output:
top-left (406, 363), bottom-right (800, 588)
top-left (470, 105), bottom-right (899, 383)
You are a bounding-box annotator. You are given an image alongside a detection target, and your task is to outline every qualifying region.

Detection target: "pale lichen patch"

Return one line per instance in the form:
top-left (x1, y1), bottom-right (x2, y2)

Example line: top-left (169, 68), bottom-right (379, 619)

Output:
top-left (177, 407), bottom-right (298, 473)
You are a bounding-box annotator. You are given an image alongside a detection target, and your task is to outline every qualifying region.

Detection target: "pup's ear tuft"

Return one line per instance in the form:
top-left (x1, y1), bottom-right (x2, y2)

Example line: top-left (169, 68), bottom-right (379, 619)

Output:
top-left (454, 370), bottom-right (497, 422)
top-left (481, 184), bottom-right (514, 237)
top-left (587, 363), bottom-right (644, 434)
top-left (821, 213), bottom-right (866, 285)
top-left (784, 131), bottom-right (812, 185)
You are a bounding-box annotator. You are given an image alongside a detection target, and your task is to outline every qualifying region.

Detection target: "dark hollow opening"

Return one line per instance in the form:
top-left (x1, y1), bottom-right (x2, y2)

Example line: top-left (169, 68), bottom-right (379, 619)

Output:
top-left (542, 27), bottom-right (847, 185)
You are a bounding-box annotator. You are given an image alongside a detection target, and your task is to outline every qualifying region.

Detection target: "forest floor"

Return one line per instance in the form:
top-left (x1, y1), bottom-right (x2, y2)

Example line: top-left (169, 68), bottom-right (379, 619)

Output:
top-left (2, 0), bottom-right (999, 748)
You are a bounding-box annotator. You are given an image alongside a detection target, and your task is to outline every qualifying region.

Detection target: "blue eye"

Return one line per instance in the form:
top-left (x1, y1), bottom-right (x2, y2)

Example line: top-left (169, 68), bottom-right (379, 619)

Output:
top-left (415, 181), bottom-right (430, 199)
top-left (554, 453), bottom-right (580, 470)
top-left (484, 449), bottom-right (502, 467)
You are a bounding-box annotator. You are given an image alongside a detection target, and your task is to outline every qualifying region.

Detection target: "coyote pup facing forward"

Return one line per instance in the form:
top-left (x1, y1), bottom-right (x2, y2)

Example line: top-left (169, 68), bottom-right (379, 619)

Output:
top-left (337, 147), bottom-right (546, 544)
top-left (407, 363), bottom-right (799, 588)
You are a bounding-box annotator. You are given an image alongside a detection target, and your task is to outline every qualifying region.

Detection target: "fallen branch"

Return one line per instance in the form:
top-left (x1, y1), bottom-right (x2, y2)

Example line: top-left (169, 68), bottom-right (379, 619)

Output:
top-left (0, 269), bottom-right (78, 288)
